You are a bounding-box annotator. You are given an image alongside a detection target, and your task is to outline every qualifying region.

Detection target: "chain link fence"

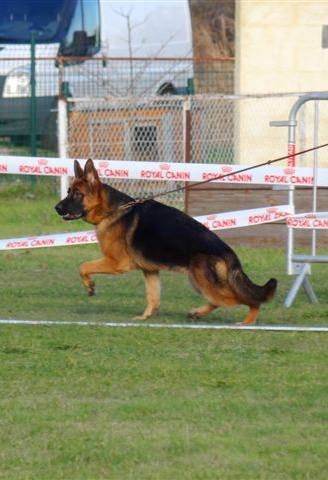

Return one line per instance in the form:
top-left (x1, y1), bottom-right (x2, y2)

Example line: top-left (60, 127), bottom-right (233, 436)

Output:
top-left (67, 92), bottom-right (321, 207)
top-left (0, 52), bottom-right (233, 193)
top-left (0, 53), bottom-right (233, 149)
top-left (2, 48), bottom-right (328, 209)
top-left (0, 56), bottom-right (58, 150)
top-left (58, 56), bottom-right (234, 97)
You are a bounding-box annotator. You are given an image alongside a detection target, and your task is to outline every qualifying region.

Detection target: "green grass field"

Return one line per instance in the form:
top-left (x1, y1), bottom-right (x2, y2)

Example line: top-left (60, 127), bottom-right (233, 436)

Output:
top-left (0, 182), bottom-right (327, 479)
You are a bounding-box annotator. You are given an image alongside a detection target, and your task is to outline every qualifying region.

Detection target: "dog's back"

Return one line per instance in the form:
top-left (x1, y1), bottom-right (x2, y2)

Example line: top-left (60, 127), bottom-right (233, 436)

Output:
top-left (128, 200), bottom-right (234, 267)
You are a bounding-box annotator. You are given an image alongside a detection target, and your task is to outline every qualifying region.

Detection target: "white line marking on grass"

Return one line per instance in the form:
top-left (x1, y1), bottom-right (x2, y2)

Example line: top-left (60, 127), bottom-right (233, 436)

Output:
top-left (0, 319), bottom-right (327, 332)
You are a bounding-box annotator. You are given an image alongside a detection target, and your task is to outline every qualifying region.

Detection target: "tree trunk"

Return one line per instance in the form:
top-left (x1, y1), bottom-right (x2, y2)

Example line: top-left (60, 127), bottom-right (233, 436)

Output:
top-left (188, 0), bottom-right (235, 93)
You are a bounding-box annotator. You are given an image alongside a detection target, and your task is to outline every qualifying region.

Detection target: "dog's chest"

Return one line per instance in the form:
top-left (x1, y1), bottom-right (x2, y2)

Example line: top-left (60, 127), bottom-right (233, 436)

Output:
top-left (96, 220), bottom-right (129, 259)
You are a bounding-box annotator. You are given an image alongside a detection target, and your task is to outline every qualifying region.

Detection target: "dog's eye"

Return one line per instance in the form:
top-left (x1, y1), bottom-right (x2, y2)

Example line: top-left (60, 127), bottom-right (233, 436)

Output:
top-left (73, 190), bottom-right (83, 199)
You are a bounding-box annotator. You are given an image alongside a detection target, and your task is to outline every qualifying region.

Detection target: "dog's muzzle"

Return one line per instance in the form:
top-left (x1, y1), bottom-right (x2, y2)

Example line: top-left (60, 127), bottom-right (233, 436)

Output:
top-left (55, 201), bottom-right (84, 221)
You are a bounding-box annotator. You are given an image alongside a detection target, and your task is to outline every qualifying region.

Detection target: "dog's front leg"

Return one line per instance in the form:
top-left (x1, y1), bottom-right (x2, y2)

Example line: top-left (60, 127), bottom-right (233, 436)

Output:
top-left (79, 257), bottom-right (130, 296)
top-left (133, 270), bottom-right (161, 320)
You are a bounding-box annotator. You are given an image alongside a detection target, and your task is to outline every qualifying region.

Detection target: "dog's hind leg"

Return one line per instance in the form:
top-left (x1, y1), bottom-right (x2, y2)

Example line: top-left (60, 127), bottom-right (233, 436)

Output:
top-left (134, 270), bottom-right (161, 320)
top-left (187, 258), bottom-right (237, 320)
top-left (238, 306), bottom-right (260, 326)
top-left (187, 265), bottom-right (219, 319)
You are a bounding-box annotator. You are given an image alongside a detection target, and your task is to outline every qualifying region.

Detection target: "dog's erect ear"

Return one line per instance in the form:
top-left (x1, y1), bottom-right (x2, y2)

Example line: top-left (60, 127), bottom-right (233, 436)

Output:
top-left (84, 158), bottom-right (100, 186)
top-left (74, 160), bottom-right (84, 179)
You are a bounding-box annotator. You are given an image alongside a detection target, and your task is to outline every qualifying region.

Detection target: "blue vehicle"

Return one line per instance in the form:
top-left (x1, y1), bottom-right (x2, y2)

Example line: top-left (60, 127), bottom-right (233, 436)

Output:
top-left (0, 0), bottom-right (193, 148)
top-left (0, 0), bottom-right (101, 146)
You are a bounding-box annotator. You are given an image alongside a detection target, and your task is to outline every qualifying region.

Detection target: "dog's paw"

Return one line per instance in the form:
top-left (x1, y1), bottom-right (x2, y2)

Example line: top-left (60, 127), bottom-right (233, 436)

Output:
top-left (235, 321), bottom-right (256, 327)
top-left (187, 310), bottom-right (200, 321)
top-left (133, 314), bottom-right (149, 321)
top-left (133, 311), bottom-right (158, 321)
top-left (87, 281), bottom-right (95, 296)
top-left (133, 307), bottom-right (159, 321)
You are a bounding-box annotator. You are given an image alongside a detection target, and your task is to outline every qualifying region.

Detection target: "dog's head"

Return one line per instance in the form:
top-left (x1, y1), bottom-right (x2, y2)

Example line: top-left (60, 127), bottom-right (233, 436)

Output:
top-left (55, 159), bottom-right (102, 223)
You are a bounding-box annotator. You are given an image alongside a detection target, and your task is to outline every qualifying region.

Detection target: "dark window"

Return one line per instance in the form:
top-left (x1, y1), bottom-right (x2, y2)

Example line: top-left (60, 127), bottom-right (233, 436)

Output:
top-left (133, 125), bottom-right (158, 160)
top-left (322, 25), bottom-right (328, 48)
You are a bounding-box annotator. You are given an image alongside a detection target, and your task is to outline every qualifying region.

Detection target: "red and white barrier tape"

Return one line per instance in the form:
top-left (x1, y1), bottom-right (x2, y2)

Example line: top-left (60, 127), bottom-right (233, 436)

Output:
top-left (0, 230), bottom-right (97, 251)
top-left (1, 155), bottom-right (327, 187)
top-left (287, 211), bottom-right (328, 229)
top-left (0, 204), bottom-right (293, 251)
top-left (196, 204), bottom-right (292, 231)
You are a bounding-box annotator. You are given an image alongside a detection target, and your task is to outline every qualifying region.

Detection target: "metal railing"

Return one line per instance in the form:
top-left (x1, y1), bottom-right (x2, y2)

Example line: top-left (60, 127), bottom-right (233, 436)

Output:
top-left (270, 93), bottom-right (328, 306)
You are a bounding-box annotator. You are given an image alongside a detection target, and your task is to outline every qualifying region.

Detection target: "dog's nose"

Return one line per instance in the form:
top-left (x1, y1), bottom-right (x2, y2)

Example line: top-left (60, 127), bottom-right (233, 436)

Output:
top-left (55, 202), bottom-right (64, 215)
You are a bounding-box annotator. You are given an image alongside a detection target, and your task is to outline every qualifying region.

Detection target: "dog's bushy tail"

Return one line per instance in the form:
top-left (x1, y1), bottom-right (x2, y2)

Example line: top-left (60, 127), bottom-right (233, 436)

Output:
top-left (227, 263), bottom-right (277, 306)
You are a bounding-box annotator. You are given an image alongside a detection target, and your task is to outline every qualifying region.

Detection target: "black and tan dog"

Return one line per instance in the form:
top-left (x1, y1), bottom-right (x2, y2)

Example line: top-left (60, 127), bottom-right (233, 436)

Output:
top-left (55, 159), bottom-right (277, 324)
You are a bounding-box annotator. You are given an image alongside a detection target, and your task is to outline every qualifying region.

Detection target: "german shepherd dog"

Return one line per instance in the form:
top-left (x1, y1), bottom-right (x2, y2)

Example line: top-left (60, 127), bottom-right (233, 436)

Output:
top-left (55, 159), bottom-right (277, 324)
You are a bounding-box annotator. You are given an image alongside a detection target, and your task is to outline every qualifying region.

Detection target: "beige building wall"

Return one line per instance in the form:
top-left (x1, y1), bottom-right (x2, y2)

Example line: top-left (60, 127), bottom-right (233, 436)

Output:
top-left (236, 0), bottom-right (328, 93)
top-left (235, 0), bottom-right (328, 167)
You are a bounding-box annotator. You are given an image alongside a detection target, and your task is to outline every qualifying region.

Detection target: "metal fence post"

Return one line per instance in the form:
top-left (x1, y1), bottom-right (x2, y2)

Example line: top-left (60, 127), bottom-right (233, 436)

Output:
top-left (30, 31), bottom-right (37, 158)
top-left (269, 118), bottom-right (297, 275)
top-left (183, 96), bottom-right (191, 213)
top-left (58, 74), bottom-right (69, 198)
top-left (312, 101), bottom-right (319, 256)
top-left (286, 124), bottom-right (297, 276)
